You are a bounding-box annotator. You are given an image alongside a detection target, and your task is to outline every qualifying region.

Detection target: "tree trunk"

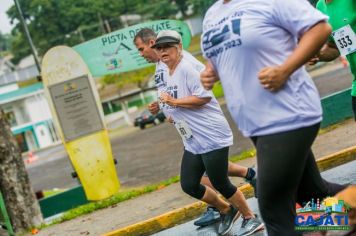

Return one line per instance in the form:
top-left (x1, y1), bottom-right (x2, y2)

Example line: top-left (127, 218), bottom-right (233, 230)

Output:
top-left (0, 111), bottom-right (43, 233)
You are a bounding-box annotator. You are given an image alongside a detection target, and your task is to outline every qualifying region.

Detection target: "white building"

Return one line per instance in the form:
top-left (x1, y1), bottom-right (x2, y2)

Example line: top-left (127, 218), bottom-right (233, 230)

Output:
top-left (0, 82), bottom-right (60, 152)
top-left (0, 55), bottom-right (39, 86)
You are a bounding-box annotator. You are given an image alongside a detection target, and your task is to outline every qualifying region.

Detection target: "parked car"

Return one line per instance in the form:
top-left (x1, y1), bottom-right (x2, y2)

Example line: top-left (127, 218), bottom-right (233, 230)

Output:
top-left (134, 109), bottom-right (166, 129)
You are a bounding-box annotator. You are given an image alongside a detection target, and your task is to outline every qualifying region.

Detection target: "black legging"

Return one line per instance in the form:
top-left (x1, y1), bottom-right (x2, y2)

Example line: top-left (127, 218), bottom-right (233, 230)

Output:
top-left (251, 123), bottom-right (346, 236)
top-left (180, 147), bottom-right (237, 200)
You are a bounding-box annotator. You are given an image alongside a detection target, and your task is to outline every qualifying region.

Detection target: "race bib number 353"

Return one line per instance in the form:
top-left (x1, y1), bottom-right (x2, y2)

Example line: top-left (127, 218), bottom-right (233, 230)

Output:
top-left (332, 24), bottom-right (356, 56)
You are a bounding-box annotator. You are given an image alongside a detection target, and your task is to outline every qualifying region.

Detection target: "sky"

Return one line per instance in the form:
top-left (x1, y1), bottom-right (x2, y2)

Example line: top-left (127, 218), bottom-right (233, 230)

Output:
top-left (0, 0), bottom-right (14, 34)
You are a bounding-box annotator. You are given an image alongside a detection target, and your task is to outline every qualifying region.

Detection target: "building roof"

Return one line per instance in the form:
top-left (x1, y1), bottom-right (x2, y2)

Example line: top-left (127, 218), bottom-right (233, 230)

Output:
top-left (17, 55), bottom-right (36, 69)
top-left (0, 56), bottom-right (15, 75)
top-left (0, 83), bottom-right (43, 105)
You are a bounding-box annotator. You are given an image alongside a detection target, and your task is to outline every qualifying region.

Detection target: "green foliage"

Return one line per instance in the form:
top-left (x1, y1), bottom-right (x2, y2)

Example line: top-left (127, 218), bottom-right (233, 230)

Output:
top-left (8, 33), bottom-right (29, 64)
top-left (0, 32), bottom-right (12, 52)
top-left (44, 175), bottom-right (181, 227)
top-left (5, 0), bottom-right (199, 60)
top-left (212, 82), bottom-right (224, 98)
top-left (6, 0), bottom-right (215, 64)
top-left (6, 0), bottom-right (130, 63)
top-left (100, 65), bottom-right (155, 90)
top-left (187, 34), bottom-right (201, 53)
top-left (173, 0), bottom-right (189, 18)
top-left (230, 149), bottom-right (256, 162)
top-left (136, 0), bottom-right (178, 20)
top-left (126, 65), bottom-right (155, 89)
top-left (188, 0), bottom-right (215, 16)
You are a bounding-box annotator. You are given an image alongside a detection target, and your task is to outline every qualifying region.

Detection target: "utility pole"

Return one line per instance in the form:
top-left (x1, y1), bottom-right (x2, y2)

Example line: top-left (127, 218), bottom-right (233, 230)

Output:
top-left (13, 0), bottom-right (42, 78)
top-left (77, 28), bottom-right (85, 42)
top-left (97, 12), bottom-right (106, 34)
top-left (104, 20), bottom-right (112, 33)
top-left (122, 0), bottom-right (129, 27)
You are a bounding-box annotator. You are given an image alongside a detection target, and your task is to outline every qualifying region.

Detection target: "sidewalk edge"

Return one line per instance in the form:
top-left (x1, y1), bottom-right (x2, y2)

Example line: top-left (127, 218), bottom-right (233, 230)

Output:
top-left (102, 146), bottom-right (356, 236)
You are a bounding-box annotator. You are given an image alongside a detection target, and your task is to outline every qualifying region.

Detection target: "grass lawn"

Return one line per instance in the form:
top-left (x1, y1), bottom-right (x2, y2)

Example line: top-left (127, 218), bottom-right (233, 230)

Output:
top-left (187, 34), bottom-right (201, 53)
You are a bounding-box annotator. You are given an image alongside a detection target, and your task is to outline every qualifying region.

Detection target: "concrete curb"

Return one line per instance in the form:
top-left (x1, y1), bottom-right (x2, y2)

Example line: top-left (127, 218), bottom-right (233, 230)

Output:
top-left (102, 146), bottom-right (356, 236)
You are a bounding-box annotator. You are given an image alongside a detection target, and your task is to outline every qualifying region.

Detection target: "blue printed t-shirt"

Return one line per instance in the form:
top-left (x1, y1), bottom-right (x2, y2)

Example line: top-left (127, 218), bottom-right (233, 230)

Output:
top-left (201, 0), bottom-right (328, 137)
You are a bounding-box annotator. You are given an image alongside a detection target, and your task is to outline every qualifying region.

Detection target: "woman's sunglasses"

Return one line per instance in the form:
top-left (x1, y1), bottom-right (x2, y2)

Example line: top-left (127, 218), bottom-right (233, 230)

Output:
top-left (155, 43), bottom-right (176, 51)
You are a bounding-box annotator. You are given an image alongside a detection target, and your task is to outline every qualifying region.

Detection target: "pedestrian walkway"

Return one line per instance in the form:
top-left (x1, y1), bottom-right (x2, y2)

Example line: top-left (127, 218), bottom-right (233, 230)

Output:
top-left (30, 118), bottom-right (356, 236)
top-left (153, 160), bottom-right (356, 236)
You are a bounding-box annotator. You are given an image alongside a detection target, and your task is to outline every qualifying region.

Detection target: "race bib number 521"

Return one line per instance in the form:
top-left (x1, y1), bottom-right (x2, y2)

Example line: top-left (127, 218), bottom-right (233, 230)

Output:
top-left (332, 24), bottom-right (356, 56)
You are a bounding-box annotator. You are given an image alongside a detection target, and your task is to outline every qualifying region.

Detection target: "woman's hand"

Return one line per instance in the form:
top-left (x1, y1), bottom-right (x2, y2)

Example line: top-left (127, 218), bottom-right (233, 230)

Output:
top-left (258, 66), bottom-right (290, 92)
top-left (167, 116), bottom-right (174, 123)
top-left (160, 92), bottom-right (176, 106)
top-left (148, 102), bottom-right (160, 115)
top-left (263, 22), bottom-right (332, 91)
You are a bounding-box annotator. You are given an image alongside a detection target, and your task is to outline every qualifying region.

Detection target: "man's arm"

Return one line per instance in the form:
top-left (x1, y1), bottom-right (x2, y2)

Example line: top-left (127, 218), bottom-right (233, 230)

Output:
top-left (318, 41), bottom-right (340, 61)
top-left (309, 41), bottom-right (340, 65)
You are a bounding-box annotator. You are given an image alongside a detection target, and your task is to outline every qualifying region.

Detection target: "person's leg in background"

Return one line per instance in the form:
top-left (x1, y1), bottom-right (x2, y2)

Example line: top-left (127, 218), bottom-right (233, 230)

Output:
top-left (200, 162), bottom-right (256, 192)
top-left (296, 150), bottom-right (347, 205)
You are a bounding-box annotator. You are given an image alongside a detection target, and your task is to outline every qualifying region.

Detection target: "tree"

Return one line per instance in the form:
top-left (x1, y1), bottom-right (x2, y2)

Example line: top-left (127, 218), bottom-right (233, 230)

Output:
top-left (136, 0), bottom-right (178, 20)
top-left (0, 32), bottom-right (12, 53)
top-left (6, 0), bottom-right (131, 63)
top-left (172, 0), bottom-right (189, 18)
top-left (0, 111), bottom-right (42, 233)
top-left (101, 66), bottom-right (155, 93)
top-left (188, 0), bottom-right (215, 16)
top-left (6, 0), bottom-right (216, 64)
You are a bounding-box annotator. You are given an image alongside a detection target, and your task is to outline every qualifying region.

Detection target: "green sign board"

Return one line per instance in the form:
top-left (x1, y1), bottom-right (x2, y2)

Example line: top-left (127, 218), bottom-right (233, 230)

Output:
top-left (73, 20), bottom-right (192, 77)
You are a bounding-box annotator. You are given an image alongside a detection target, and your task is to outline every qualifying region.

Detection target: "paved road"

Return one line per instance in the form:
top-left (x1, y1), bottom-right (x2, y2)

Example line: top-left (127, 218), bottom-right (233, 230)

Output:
top-left (153, 160), bottom-right (356, 236)
top-left (26, 66), bottom-right (353, 191)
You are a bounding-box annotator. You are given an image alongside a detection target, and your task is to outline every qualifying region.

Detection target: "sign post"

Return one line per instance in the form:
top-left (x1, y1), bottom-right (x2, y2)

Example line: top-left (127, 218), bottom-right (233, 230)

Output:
top-left (40, 20), bottom-right (192, 200)
top-left (41, 46), bottom-right (119, 200)
top-left (74, 19), bottom-right (191, 77)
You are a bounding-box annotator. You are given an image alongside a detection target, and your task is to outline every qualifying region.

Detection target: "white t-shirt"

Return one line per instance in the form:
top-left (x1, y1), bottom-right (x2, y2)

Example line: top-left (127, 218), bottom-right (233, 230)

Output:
top-left (156, 56), bottom-right (233, 154)
top-left (154, 50), bottom-right (205, 89)
top-left (202, 0), bottom-right (327, 137)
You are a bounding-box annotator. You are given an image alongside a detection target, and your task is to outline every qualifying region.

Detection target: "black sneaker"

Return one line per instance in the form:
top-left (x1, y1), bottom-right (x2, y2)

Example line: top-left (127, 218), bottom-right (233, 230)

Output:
top-left (218, 205), bottom-right (239, 235)
top-left (194, 206), bottom-right (221, 227)
top-left (237, 215), bottom-right (264, 236)
top-left (245, 167), bottom-right (257, 198)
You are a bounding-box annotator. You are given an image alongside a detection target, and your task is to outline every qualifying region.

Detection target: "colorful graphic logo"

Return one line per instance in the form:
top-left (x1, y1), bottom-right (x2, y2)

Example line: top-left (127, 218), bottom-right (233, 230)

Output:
top-left (64, 82), bottom-right (77, 92)
top-left (295, 197), bottom-right (351, 231)
top-left (105, 58), bottom-right (123, 70)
